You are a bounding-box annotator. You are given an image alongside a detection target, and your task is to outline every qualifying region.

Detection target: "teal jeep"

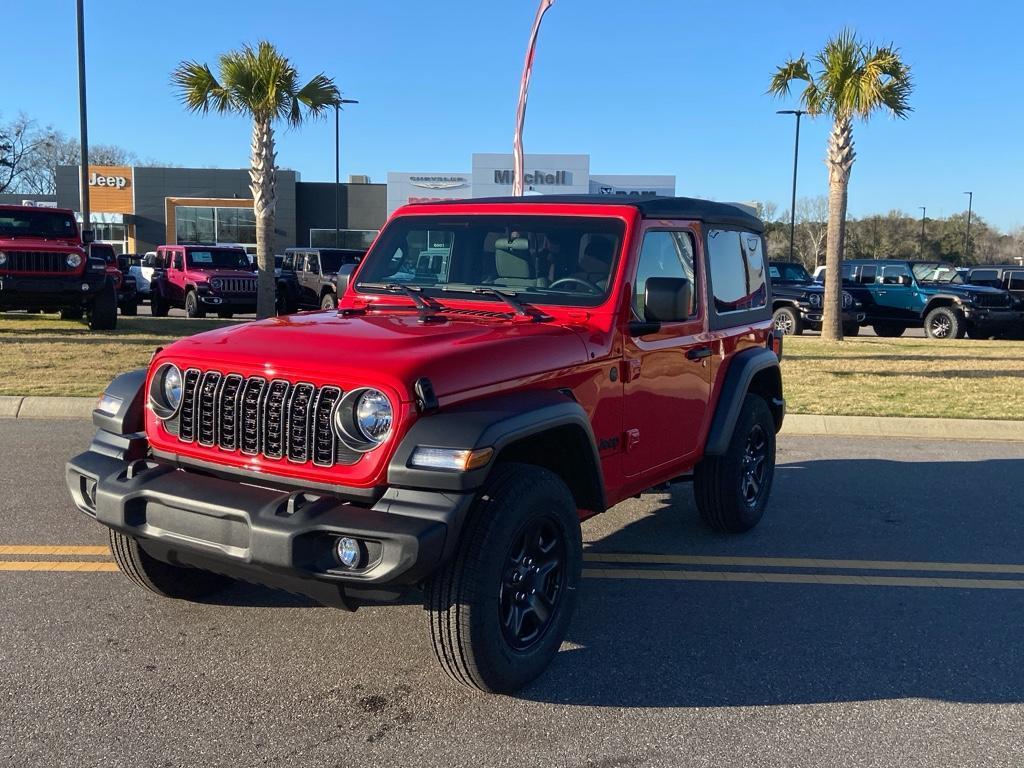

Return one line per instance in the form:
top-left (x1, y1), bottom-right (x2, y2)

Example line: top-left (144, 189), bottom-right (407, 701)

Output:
top-left (842, 259), bottom-right (1020, 339)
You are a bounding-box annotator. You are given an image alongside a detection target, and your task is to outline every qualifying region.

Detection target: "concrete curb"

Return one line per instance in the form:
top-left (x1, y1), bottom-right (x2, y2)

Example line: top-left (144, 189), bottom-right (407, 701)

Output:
top-left (1, 396), bottom-right (1023, 441)
top-left (781, 414), bottom-right (1024, 442)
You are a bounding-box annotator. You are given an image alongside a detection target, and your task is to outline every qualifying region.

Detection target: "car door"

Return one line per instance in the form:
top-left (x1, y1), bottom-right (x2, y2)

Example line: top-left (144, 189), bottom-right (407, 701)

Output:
top-left (621, 224), bottom-right (711, 478)
top-left (873, 264), bottom-right (918, 321)
top-left (301, 253), bottom-right (321, 307)
top-left (168, 250), bottom-right (186, 304)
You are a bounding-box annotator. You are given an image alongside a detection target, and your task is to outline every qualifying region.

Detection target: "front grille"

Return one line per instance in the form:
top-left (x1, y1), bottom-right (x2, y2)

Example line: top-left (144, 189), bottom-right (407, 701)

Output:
top-left (974, 293), bottom-right (1011, 309)
top-left (2, 250), bottom-right (77, 273)
top-left (214, 277), bottom-right (257, 294)
top-left (172, 370), bottom-right (358, 466)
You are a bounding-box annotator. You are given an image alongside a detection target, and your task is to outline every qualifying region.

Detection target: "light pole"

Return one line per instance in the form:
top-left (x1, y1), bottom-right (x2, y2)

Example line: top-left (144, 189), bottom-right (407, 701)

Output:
top-left (963, 191), bottom-right (973, 262)
top-left (777, 109), bottom-right (805, 261)
top-left (334, 98), bottom-right (358, 247)
top-left (512, 0), bottom-right (555, 196)
top-left (919, 206), bottom-right (927, 255)
top-left (76, 0), bottom-right (91, 241)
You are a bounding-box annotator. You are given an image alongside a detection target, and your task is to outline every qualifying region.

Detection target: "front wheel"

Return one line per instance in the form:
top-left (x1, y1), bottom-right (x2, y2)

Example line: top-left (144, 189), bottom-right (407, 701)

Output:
top-left (88, 284), bottom-right (117, 330)
top-left (320, 292), bottom-right (337, 310)
top-left (871, 323), bottom-right (906, 338)
top-left (184, 290), bottom-right (206, 318)
top-left (924, 306), bottom-right (965, 339)
top-left (426, 463), bottom-right (582, 694)
top-left (772, 306), bottom-right (802, 336)
top-left (694, 394), bottom-right (776, 533)
top-left (109, 530), bottom-right (232, 600)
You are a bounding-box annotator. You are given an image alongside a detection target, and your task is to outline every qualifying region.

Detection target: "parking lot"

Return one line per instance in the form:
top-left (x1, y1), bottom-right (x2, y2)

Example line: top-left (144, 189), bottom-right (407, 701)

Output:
top-left (2, 420), bottom-right (1022, 767)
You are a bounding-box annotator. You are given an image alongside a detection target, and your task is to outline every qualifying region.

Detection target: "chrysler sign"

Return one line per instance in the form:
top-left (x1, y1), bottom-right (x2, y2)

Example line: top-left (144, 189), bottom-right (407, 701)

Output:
top-left (409, 176), bottom-right (468, 190)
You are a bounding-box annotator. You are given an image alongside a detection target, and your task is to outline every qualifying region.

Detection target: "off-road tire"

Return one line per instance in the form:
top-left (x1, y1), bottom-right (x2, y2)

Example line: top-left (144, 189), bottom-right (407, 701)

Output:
top-left (924, 306), bottom-right (964, 339)
top-left (60, 306), bottom-right (84, 320)
top-left (320, 292), bottom-right (337, 310)
top-left (120, 299), bottom-right (138, 316)
top-left (88, 283), bottom-right (118, 330)
top-left (150, 292), bottom-right (170, 317)
top-left (772, 306), bottom-right (802, 336)
top-left (184, 290), bottom-right (206, 319)
top-left (871, 323), bottom-right (906, 338)
top-left (842, 322), bottom-right (860, 337)
top-left (426, 462), bottom-right (582, 694)
top-left (694, 394), bottom-right (776, 533)
top-left (108, 529), bottom-right (231, 600)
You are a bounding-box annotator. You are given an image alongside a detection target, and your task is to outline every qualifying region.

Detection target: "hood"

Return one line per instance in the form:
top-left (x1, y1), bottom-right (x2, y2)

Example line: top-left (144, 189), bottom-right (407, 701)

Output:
top-left (161, 309), bottom-right (591, 401)
top-left (918, 281), bottom-right (1006, 296)
top-left (0, 236), bottom-right (82, 250)
top-left (189, 268), bottom-right (256, 281)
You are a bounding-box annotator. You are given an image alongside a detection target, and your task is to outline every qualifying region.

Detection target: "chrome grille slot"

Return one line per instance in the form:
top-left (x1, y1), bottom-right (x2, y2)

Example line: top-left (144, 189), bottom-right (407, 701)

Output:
top-left (287, 383), bottom-right (315, 463)
top-left (240, 377), bottom-right (267, 455)
top-left (178, 369), bottom-right (202, 443)
top-left (263, 381), bottom-right (291, 459)
top-left (217, 374), bottom-right (243, 450)
top-left (197, 371), bottom-right (222, 446)
top-left (312, 386), bottom-right (342, 466)
top-left (219, 277), bottom-right (256, 294)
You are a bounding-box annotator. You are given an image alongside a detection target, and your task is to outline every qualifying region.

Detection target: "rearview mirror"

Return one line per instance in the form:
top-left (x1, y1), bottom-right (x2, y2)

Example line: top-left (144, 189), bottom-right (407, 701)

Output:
top-left (644, 277), bottom-right (692, 323)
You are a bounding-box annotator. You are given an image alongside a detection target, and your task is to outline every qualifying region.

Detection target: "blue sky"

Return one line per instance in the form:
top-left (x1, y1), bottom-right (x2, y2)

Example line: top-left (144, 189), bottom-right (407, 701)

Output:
top-left (6, 0), bottom-right (1023, 231)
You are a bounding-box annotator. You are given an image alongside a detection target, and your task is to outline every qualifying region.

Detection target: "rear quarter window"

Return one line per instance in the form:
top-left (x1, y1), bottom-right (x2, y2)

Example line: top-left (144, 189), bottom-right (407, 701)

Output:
top-left (707, 229), bottom-right (767, 314)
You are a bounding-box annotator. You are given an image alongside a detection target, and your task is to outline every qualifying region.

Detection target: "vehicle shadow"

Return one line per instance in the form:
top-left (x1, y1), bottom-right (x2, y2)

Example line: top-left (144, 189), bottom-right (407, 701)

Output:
top-left (523, 456), bottom-right (1024, 707)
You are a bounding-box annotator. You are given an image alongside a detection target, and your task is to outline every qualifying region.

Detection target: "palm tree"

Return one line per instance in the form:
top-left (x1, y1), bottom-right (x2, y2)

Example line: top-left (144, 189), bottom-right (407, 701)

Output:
top-left (769, 30), bottom-right (913, 341)
top-left (172, 42), bottom-right (340, 318)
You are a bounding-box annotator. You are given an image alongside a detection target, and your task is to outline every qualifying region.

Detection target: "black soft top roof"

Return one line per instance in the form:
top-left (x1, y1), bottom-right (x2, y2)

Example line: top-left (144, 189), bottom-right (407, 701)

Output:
top-left (413, 195), bottom-right (763, 233)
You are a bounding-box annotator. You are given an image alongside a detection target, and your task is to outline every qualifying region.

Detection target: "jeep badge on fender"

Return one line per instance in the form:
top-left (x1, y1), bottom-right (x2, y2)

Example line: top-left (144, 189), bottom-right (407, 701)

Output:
top-left (67, 195), bottom-right (784, 694)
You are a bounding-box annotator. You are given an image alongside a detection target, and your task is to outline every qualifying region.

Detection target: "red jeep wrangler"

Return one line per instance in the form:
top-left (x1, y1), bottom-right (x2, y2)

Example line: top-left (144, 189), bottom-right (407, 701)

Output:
top-left (0, 204), bottom-right (118, 329)
top-left (67, 196), bottom-right (784, 693)
top-left (150, 244), bottom-right (257, 318)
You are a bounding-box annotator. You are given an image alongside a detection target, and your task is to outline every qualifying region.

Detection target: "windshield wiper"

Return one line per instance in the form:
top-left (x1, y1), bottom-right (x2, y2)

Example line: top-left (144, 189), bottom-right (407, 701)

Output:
top-left (357, 282), bottom-right (445, 321)
top-left (440, 286), bottom-right (550, 321)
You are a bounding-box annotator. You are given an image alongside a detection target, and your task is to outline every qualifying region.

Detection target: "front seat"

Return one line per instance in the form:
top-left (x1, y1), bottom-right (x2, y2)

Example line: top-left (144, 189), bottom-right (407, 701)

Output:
top-left (493, 238), bottom-right (546, 288)
top-left (572, 238), bottom-right (613, 290)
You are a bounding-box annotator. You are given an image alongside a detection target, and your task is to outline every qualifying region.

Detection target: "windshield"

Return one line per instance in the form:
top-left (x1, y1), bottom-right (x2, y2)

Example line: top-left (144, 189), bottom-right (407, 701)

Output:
top-left (912, 263), bottom-right (962, 283)
top-left (185, 248), bottom-right (252, 270)
top-left (769, 262), bottom-right (812, 283)
top-left (355, 215), bottom-right (625, 307)
top-left (0, 209), bottom-right (78, 239)
top-left (318, 249), bottom-right (363, 273)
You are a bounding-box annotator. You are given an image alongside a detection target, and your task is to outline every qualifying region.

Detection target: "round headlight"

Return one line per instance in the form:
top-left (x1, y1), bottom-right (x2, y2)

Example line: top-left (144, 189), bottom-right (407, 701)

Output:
top-left (148, 363), bottom-right (183, 419)
top-left (210, 278), bottom-right (222, 291)
top-left (66, 253), bottom-right (82, 268)
top-left (0, 251), bottom-right (7, 265)
top-left (334, 388), bottom-right (393, 451)
top-left (808, 292), bottom-right (822, 308)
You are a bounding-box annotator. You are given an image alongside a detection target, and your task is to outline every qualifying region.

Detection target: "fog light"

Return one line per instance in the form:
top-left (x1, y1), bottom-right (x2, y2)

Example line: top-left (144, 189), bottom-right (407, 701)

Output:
top-left (81, 283), bottom-right (90, 291)
top-left (335, 537), bottom-right (363, 569)
top-left (409, 446), bottom-right (493, 471)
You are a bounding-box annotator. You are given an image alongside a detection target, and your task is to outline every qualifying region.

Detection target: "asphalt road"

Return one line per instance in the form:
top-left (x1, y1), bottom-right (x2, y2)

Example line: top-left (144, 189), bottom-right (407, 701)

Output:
top-left (1, 420), bottom-right (1022, 767)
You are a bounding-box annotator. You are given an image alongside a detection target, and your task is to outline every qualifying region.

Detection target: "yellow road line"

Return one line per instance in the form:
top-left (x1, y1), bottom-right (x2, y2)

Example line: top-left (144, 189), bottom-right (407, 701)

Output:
top-left (0, 546), bottom-right (109, 556)
top-left (0, 560), bottom-right (118, 572)
top-left (583, 552), bottom-right (1024, 575)
top-left (583, 568), bottom-right (1024, 590)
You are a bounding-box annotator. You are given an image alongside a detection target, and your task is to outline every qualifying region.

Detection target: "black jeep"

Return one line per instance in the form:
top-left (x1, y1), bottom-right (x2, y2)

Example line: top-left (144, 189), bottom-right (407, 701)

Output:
top-left (276, 247), bottom-right (365, 313)
top-left (768, 261), bottom-right (865, 335)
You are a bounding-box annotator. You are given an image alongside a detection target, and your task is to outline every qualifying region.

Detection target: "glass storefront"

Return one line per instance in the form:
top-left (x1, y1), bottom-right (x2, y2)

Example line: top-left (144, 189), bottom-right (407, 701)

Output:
top-left (309, 228), bottom-right (379, 249)
top-left (176, 206), bottom-right (256, 250)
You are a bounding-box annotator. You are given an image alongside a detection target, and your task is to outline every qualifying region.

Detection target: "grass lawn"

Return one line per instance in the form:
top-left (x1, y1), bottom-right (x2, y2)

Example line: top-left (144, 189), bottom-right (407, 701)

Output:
top-left (0, 313), bottom-right (240, 397)
top-left (2, 313), bottom-right (1023, 419)
top-left (781, 336), bottom-right (1024, 420)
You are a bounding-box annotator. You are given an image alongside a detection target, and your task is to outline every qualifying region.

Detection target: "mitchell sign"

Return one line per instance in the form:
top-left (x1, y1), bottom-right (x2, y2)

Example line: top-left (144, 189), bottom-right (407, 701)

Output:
top-left (493, 169), bottom-right (570, 186)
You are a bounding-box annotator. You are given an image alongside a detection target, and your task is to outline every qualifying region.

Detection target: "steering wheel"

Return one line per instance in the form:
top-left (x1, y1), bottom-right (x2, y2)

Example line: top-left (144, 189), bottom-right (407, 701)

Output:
top-left (548, 276), bottom-right (602, 294)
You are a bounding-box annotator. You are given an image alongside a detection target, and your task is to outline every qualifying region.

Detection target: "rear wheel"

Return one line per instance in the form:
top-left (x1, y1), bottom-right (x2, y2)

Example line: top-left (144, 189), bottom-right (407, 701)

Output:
top-left (184, 290), bottom-right (206, 318)
top-left (924, 306), bottom-right (964, 339)
top-left (150, 291), bottom-right (170, 317)
top-left (109, 530), bottom-right (231, 600)
top-left (694, 394), bottom-right (776, 533)
top-left (120, 298), bottom-right (138, 316)
top-left (871, 323), bottom-right (906, 337)
top-left (426, 463), bottom-right (582, 693)
top-left (88, 283), bottom-right (117, 330)
top-left (772, 306), bottom-right (802, 335)
top-left (320, 292), bottom-right (337, 310)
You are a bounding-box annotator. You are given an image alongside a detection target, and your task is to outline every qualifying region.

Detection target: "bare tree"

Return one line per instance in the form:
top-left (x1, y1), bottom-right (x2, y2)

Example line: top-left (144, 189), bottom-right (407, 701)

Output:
top-left (0, 114), bottom-right (47, 193)
top-left (796, 196), bottom-right (829, 268)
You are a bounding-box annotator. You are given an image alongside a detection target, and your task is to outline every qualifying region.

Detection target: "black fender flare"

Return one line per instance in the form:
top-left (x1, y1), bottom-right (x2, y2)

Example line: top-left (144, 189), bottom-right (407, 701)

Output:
top-left (388, 389), bottom-right (606, 512)
top-left (93, 368), bottom-right (147, 435)
top-left (704, 348), bottom-right (784, 456)
top-left (922, 294), bottom-right (963, 315)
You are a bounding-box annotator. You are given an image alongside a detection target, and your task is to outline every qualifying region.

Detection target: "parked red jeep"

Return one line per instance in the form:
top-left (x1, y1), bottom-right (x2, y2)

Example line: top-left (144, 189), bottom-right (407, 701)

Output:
top-left (0, 204), bottom-right (117, 329)
top-left (150, 244), bottom-right (257, 318)
top-left (89, 242), bottom-right (139, 316)
top-left (68, 196), bottom-right (784, 693)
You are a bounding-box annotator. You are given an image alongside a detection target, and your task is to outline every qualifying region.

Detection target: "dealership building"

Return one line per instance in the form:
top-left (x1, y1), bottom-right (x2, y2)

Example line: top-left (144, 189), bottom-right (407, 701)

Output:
top-left (4, 152), bottom-right (674, 255)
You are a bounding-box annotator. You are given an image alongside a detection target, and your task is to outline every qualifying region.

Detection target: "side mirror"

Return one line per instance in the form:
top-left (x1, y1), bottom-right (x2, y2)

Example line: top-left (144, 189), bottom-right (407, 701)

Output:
top-left (645, 277), bottom-right (692, 323)
top-left (81, 229), bottom-right (95, 245)
top-left (335, 263), bottom-right (356, 297)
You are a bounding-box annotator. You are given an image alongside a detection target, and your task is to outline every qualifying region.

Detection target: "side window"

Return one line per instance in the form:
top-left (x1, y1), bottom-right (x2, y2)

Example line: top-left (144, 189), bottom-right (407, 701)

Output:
top-left (1007, 272), bottom-right (1024, 290)
top-left (282, 253), bottom-right (294, 271)
top-left (633, 230), bottom-right (697, 320)
top-left (307, 254), bottom-right (320, 274)
top-left (857, 265), bottom-right (877, 284)
top-left (172, 252), bottom-right (183, 271)
top-left (968, 269), bottom-right (1000, 287)
top-left (880, 265), bottom-right (911, 285)
top-left (707, 229), bottom-right (767, 314)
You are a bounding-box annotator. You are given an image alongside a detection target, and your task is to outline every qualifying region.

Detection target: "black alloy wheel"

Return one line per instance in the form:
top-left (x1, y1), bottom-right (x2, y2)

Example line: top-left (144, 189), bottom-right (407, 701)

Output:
top-left (740, 424), bottom-right (769, 507)
top-left (499, 516), bottom-right (567, 651)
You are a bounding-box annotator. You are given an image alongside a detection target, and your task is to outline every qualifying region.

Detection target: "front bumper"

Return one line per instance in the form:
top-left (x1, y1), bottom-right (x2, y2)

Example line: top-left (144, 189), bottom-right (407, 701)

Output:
top-left (800, 306), bottom-right (866, 325)
top-left (962, 307), bottom-right (1022, 328)
top-left (67, 441), bottom-right (473, 606)
top-left (199, 293), bottom-right (257, 310)
top-left (0, 271), bottom-right (106, 309)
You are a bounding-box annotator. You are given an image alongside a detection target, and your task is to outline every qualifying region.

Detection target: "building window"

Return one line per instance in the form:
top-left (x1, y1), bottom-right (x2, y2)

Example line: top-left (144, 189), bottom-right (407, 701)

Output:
top-left (309, 228), bottom-right (379, 249)
top-left (175, 206), bottom-right (256, 248)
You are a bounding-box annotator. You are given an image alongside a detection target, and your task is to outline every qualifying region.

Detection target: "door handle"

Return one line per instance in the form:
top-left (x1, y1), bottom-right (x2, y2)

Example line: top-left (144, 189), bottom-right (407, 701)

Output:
top-left (686, 346), bottom-right (712, 360)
